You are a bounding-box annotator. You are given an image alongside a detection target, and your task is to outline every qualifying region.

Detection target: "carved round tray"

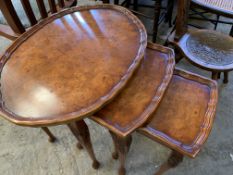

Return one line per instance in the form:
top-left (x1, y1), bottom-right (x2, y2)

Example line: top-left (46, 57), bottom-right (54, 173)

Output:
top-left (0, 5), bottom-right (147, 127)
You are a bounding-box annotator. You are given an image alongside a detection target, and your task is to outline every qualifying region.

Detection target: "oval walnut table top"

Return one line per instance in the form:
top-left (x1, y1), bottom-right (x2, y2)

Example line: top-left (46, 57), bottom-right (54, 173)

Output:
top-left (91, 43), bottom-right (175, 137)
top-left (0, 5), bottom-right (147, 127)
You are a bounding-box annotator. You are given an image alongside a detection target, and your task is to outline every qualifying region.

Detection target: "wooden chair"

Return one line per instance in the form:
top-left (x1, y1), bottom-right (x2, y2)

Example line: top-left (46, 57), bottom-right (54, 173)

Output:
top-left (103, 0), bottom-right (175, 42)
top-left (92, 67), bottom-right (218, 175)
top-left (191, 0), bottom-right (233, 36)
top-left (170, 0), bottom-right (233, 84)
top-left (0, 0), bottom-right (77, 143)
top-left (0, 0), bottom-right (77, 40)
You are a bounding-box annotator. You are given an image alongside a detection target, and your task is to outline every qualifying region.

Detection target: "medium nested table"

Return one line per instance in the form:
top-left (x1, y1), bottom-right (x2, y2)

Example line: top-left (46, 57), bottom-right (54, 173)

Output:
top-left (0, 4), bottom-right (147, 168)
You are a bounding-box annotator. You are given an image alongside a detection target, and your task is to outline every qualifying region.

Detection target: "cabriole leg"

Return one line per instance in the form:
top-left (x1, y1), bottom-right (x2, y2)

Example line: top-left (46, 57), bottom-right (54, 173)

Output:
top-left (68, 120), bottom-right (100, 169)
top-left (155, 150), bottom-right (183, 175)
top-left (109, 131), bottom-right (132, 175)
top-left (41, 127), bottom-right (56, 142)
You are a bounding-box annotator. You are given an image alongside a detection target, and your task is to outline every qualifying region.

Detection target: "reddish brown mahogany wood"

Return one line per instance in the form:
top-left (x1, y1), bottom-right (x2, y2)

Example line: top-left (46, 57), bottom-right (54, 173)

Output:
top-left (0, 5), bottom-right (147, 127)
top-left (139, 69), bottom-right (218, 158)
top-left (91, 42), bottom-right (175, 137)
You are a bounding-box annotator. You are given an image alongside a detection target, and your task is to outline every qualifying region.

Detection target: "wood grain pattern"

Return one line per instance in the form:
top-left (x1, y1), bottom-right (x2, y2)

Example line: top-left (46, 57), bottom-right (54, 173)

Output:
top-left (0, 5), bottom-right (147, 127)
top-left (91, 42), bottom-right (175, 137)
top-left (139, 68), bottom-right (218, 158)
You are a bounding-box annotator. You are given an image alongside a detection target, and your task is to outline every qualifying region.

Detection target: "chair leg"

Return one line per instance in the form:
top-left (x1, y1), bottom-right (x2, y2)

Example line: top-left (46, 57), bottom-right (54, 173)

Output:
top-left (152, 0), bottom-right (162, 43)
top-left (67, 120), bottom-right (100, 169)
top-left (223, 71), bottom-right (229, 84)
top-left (217, 72), bottom-right (221, 79)
top-left (154, 150), bottom-right (184, 175)
top-left (165, 0), bottom-right (174, 27)
top-left (102, 0), bottom-right (110, 3)
top-left (109, 131), bottom-right (132, 175)
top-left (174, 48), bottom-right (183, 64)
top-left (133, 0), bottom-right (138, 11)
top-left (212, 71), bottom-right (218, 80)
top-left (114, 0), bottom-right (119, 5)
top-left (230, 25), bottom-right (233, 37)
top-left (41, 127), bottom-right (56, 142)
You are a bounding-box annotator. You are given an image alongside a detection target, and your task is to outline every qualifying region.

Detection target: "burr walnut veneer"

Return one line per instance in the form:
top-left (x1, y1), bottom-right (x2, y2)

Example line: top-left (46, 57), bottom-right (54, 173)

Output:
top-left (0, 5), bottom-right (147, 170)
top-left (91, 42), bottom-right (175, 175)
top-left (0, 5), bottom-right (147, 126)
top-left (139, 69), bottom-right (218, 174)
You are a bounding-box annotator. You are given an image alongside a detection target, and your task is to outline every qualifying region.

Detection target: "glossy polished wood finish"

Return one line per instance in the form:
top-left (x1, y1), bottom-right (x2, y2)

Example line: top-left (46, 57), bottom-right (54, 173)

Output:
top-left (139, 69), bottom-right (218, 158)
top-left (91, 42), bottom-right (175, 137)
top-left (0, 5), bottom-right (147, 127)
top-left (91, 43), bottom-right (174, 175)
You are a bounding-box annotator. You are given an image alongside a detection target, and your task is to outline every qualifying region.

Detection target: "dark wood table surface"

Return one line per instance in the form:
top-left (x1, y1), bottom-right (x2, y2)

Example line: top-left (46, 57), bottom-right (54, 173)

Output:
top-left (0, 5), bottom-right (147, 127)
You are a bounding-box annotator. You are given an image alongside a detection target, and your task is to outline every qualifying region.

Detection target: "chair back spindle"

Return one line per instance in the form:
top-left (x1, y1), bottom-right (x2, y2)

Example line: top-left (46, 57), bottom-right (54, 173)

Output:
top-left (20, 0), bottom-right (37, 26)
top-left (36, 0), bottom-right (48, 19)
top-left (175, 0), bottom-right (191, 41)
top-left (0, 0), bottom-right (76, 38)
top-left (0, 0), bottom-right (25, 34)
top-left (58, 0), bottom-right (65, 8)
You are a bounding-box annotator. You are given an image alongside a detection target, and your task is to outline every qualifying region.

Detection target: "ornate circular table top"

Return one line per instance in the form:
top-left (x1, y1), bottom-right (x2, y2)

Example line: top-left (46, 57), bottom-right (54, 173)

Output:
top-left (0, 5), bottom-right (147, 127)
top-left (179, 30), bottom-right (233, 71)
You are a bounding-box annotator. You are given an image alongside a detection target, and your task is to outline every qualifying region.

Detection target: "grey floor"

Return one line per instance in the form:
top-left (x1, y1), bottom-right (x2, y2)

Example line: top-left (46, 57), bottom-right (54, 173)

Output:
top-left (0, 1), bottom-right (233, 175)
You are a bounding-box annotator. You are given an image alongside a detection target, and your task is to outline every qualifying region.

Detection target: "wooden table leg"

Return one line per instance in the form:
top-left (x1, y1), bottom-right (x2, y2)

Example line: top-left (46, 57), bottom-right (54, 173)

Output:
top-left (109, 131), bottom-right (132, 175)
top-left (41, 127), bottom-right (56, 142)
top-left (67, 120), bottom-right (100, 169)
top-left (154, 150), bottom-right (183, 175)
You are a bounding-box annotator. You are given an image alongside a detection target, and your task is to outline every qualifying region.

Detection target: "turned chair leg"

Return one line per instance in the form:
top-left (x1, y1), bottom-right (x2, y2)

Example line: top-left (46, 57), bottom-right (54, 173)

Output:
top-left (174, 48), bottom-right (183, 64)
top-left (67, 120), bottom-right (100, 169)
top-left (217, 72), bottom-right (221, 79)
top-left (230, 25), bottom-right (233, 37)
top-left (212, 71), bottom-right (218, 80)
top-left (155, 150), bottom-right (184, 175)
top-left (109, 131), bottom-right (132, 175)
top-left (41, 127), bottom-right (56, 142)
top-left (153, 0), bottom-right (162, 42)
top-left (223, 72), bottom-right (229, 84)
